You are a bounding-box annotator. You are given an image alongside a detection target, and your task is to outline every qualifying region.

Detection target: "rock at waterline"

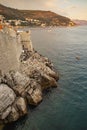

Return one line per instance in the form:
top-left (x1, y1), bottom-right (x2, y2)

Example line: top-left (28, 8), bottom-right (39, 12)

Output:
top-left (76, 56), bottom-right (80, 60)
top-left (0, 27), bottom-right (59, 124)
top-left (0, 84), bottom-right (16, 120)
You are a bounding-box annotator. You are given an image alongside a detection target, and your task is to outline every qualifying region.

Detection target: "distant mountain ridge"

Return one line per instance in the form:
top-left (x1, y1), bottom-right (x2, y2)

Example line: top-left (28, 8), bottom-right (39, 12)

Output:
top-left (0, 4), bottom-right (75, 26)
top-left (73, 20), bottom-right (87, 25)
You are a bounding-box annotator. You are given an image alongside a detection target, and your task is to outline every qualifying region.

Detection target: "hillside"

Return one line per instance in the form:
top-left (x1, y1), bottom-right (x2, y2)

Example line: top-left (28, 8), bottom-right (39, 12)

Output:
top-left (0, 4), bottom-right (24, 20)
top-left (21, 10), bottom-right (71, 25)
top-left (0, 4), bottom-right (75, 26)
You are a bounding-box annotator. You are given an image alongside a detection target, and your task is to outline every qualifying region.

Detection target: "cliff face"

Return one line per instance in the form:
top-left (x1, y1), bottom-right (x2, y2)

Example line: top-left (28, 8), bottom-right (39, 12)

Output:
top-left (0, 27), bottom-right (59, 124)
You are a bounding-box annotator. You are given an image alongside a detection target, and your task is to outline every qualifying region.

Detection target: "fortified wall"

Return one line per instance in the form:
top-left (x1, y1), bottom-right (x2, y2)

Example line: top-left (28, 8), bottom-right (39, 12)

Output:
top-left (0, 27), bottom-right (58, 124)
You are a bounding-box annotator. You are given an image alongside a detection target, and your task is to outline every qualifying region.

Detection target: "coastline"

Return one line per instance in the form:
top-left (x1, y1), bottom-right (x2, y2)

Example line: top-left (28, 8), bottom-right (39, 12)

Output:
top-left (0, 26), bottom-right (59, 126)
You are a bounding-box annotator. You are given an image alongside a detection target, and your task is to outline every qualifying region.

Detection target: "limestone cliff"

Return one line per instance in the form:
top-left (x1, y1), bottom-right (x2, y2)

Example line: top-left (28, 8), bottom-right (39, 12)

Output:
top-left (0, 27), bottom-right (59, 124)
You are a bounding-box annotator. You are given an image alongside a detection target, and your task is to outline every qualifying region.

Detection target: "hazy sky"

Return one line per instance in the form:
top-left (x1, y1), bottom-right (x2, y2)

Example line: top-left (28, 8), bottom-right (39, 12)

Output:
top-left (0, 0), bottom-right (87, 20)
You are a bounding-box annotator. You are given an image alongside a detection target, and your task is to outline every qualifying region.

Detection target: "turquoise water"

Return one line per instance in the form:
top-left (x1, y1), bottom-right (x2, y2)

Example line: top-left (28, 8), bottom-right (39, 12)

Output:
top-left (3, 26), bottom-right (87, 130)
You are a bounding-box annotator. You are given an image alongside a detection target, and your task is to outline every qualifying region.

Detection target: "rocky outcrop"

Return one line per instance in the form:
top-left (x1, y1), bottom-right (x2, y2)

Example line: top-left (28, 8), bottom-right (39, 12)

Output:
top-left (0, 27), bottom-right (59, 124)
top-left (0, 84), bottom-right (16, 120)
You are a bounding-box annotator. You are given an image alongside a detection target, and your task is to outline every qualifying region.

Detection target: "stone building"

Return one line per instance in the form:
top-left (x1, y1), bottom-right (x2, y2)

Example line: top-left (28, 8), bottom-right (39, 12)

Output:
top-left (18, 31), bottom-right (33, 51)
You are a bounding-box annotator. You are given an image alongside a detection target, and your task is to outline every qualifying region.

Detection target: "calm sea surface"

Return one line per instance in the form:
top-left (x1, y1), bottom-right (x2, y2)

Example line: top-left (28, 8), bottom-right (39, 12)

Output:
top-left (3, 26), bottom-right (87, 130)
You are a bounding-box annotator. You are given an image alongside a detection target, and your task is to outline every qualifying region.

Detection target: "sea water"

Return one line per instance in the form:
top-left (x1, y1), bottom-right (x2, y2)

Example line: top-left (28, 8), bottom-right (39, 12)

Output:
top-left (3, 26), bottom-right (87, 130)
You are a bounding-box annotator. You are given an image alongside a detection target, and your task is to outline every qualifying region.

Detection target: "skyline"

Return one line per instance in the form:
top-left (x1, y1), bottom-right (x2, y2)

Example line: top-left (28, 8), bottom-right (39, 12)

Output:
top-left (0, 0), bottom-right (87, 20)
